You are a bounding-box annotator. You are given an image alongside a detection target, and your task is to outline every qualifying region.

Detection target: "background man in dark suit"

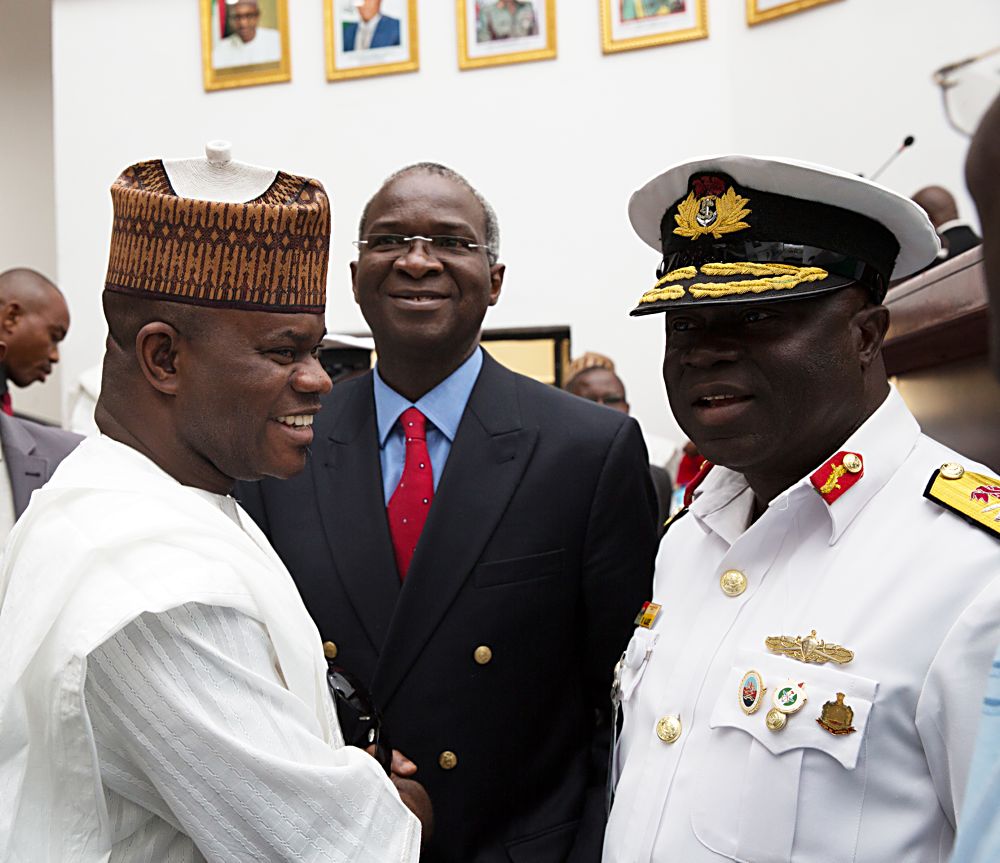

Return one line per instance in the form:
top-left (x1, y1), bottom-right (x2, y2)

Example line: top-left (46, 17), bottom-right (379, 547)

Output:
top-left (911, 185), bottom-right (982, 263)
top-left (238, 162), bottom-right (658, 862)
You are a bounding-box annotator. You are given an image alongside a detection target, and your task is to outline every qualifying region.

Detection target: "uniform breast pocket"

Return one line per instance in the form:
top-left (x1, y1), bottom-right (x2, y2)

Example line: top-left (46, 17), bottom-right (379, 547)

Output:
top-left (690, 647), bottom-right (878, 863)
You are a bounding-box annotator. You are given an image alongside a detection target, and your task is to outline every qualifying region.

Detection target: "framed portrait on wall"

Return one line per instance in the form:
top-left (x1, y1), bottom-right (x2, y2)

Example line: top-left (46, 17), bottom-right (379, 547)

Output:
top-left (746, 0), bottom-right (842, 26)
top-left (325, 0), bottom-right (419, 82)
top-left (457, 0), bottom-right (557, 71)
top-left (200, 0), bottom-right (291, 91)
top-left (600, 0), bottom-right (707, 54)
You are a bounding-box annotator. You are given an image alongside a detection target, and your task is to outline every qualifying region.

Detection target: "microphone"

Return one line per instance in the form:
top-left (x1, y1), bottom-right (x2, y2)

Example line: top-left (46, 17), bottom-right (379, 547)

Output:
top-left (866, 136), bottom-right (916, 181)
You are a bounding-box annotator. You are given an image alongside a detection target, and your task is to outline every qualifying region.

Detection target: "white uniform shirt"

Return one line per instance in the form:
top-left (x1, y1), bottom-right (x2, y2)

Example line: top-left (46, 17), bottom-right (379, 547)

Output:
top-left (604, 388), bottom-right (1000, 863)
top-left (212, 28), bottom-right (282, 69)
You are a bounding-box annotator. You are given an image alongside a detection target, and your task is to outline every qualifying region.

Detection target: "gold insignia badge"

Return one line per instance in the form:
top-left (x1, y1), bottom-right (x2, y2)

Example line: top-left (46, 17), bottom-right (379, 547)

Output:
top-left (817, 692), bottom-right (856, 735)
top-left (924, 464), bottom-right (1000, 540)
top-left (764, 630), bottom-right (854, 665)
top-left (673, 175), bottom-right (751, 241)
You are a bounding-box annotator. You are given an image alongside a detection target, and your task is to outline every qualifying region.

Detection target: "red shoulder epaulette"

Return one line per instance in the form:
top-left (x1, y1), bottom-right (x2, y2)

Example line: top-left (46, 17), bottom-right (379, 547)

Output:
top-left (683, 459), bottom-right (715, 508)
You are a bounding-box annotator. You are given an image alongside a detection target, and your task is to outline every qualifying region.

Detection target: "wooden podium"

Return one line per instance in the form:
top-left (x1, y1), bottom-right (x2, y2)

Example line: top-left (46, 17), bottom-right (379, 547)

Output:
top-left (883, 246), bottom-right (1000, 469)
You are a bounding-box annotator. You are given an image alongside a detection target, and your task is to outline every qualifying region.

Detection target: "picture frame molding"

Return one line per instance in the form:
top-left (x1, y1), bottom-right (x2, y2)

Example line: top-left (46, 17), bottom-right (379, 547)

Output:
top-left (324, 0), bottom-right (420, 82)
top-left (200, 0), bottom-right (292, 92)
top-left (599, 0), bottom-right (708, 55)
top-left (746, 0), bottom-right (841, 27)
top-left (457, 0), bottom-right (558, 71)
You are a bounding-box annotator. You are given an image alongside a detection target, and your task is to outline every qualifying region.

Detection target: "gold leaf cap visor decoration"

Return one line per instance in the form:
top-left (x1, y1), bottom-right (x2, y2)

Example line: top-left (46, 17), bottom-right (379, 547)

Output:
top-left (105, 159), bottom-right (329, 314)
top-left (627, 155), bottom-right (940, 315)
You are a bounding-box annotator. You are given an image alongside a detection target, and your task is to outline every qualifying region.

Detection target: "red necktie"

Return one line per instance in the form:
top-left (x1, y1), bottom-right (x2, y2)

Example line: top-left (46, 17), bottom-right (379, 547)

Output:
top-left (387, 407), bottom-right (434, 579)
top-left (0, 393), bottom-right (12, 416)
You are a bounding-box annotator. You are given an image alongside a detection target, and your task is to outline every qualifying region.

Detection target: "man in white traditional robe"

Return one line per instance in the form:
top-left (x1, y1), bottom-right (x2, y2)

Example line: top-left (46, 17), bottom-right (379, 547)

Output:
top-left (0, 156), bottom-right (427, 862)
top-left (213, 0), bottom-right (282, 69)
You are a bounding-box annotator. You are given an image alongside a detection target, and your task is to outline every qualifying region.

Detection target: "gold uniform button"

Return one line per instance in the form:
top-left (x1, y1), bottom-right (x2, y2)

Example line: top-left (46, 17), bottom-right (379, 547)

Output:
top-left (656, 714), bottom-right (682, 743)
top-left (941, 462), bottom-right (966, 480)
top-left (474, 645), bottom-right (493, 665)
top-left (842, 453), bottom-right (863, 474)
top-left (720, 569), bottom-right (747, 597)
top-left (439, 750), bottom-right (458, 770)
top-left (322, 641), bottom-right (338, 660)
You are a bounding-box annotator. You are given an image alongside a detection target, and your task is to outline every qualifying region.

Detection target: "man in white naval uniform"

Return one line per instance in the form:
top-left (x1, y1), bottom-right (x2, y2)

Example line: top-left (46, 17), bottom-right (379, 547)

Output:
top-left (0, 156), bottom-right (425, 862)
top-left (604, 155), bottom-right (1000, 863)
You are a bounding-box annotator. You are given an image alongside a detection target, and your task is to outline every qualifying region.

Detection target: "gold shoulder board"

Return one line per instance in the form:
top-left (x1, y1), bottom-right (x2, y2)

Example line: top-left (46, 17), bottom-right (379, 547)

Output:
top-left (924, 463), bottom-right (1000, 540)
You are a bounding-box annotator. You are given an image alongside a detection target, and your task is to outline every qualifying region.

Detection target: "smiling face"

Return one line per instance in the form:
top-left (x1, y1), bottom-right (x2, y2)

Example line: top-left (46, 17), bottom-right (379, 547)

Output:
top-left (228, 1), bottom-right (260, 43)
top-left (2, 287), bottom-right (70, 387)
top-left (175, 309), bottom-right (331, 482)
top-left (662, 289), bottom-right (886, 484)
top-left (351, 170), bottom-right (503, 369)
top-left (356, 0), bottom-right (382, 22)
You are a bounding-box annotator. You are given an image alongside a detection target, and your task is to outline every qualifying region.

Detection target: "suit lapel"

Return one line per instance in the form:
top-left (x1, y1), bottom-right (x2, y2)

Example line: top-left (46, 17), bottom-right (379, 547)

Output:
top-left (0, 415), bottom-right (48, 517)
top-left (373, 355), bottom-right (538, 707)
top-left (313, 374), bottom-right (401, 651)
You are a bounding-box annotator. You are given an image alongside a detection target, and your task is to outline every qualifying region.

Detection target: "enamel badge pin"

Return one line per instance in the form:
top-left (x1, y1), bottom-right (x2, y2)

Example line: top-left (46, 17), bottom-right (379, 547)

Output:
top-left (766, 680), bottom-right (807, 732)
top-left (817, 692), bottom-right (856, 735)
top-left (739, 670), bottom-right (766, 715)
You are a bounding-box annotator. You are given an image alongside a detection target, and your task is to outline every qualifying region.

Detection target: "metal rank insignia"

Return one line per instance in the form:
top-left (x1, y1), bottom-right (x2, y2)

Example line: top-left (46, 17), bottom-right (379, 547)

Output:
top-left (765, 630), bottom-right (854, 665)
top-left (817, 692), bottom-right (856, 735)
top-left (739, 669), bottom-right (766, 715)
top-left (809, 451), bottom-right (864, 505)
top-left (765, 680), bottom-right (807, 732)
top-left (924, 463), bottom-right (1000, 539)
top-left (635, 601), bottom-right (662, 629)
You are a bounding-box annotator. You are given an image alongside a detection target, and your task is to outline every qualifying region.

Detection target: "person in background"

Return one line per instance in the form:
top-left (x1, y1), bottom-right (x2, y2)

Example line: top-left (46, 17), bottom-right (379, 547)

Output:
top-left (238, 162), bottom-right (658, 863)
top-left (948, 90), bottom-right (1000, 863)
top-left (0, 268), bottom-right (69, 416)
top-left (0, 157), bottom-right (425, 862)
top-left (565, 352), bottom-right (673, 534)
top-left (912, 185), bottom-right (982, 264)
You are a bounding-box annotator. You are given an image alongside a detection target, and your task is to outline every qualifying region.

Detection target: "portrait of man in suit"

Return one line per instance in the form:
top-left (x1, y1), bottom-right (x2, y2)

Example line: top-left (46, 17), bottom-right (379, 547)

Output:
top-left (237, 162), bottom-right (658, 862)
top-left (343, 0), bottom-right (402, 52)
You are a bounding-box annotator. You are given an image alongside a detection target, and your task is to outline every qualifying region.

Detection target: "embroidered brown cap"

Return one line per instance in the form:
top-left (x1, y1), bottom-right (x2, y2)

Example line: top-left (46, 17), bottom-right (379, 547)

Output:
top-left (104, 159), bottom-right (329, 313)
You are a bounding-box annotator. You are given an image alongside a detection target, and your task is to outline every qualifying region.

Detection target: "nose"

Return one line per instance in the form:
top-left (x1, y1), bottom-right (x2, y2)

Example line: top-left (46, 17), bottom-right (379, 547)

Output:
top-left (679, 334), bottom-right (741, 369)
top-left (293, 355), bottom-right (333, 396)
top-left (49, 344), bottom-right (60, 364)
top-left (393, 239), bottom-right (445, 279)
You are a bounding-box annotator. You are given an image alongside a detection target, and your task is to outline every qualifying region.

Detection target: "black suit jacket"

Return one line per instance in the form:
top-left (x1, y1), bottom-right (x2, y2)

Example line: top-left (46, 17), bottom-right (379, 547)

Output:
top-left (238, 353), bottom-right (657, 863)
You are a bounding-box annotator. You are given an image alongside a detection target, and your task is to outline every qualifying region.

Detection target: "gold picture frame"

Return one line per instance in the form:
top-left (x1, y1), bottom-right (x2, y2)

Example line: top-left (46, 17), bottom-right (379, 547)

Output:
top-left (457, 0), bottom-right (557, 71)
top-left (600, 0), bottom-right (707, 54)
top-left (201, 0), bottom-right (291, 92)
top-left (325, 0), bottom-right (419, 82)
top-left (746, 0), bottom-right (842, 26)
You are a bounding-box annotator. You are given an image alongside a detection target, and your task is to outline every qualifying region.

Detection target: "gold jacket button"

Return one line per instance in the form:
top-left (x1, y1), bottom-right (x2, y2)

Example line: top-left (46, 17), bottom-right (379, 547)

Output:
top-left (842, 453), bottom-right (863, 474)
top-left (439, 750), bottom-right (458, 770)
top-left (656, 715), bottom-right (682, 743)
top-left (473, 645), bottom-right (493, 665)
top-left (941, 462), bottom-right (965, 480)
top-left (720, 569), bottom-right (747, 597)
top-left (322, 641), bottom-right (338, 660)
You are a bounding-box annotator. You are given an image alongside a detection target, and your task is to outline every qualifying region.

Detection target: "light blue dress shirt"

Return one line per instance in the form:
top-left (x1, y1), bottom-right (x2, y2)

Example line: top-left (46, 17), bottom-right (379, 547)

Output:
top-left (951, 645), bottom-right (1000, 862)
top-left (373, 347), bottom-right (483, 505)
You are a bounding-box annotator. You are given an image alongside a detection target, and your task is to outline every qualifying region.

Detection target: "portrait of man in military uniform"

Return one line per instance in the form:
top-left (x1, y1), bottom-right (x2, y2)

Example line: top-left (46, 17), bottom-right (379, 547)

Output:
top-left (476, 0), bottom-right (539, 42)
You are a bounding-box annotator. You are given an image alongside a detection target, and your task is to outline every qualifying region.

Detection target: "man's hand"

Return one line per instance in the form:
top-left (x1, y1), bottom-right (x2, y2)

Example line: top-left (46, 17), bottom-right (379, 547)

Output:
top-left (366, 746), bottom-right (433, 840)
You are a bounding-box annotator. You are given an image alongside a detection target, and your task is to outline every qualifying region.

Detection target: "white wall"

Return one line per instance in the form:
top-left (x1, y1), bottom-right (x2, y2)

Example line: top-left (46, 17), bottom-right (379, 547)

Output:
top-left (0, 0), bottom-right (62, 422)
top-left (48, 0), bottom-right (998, 442)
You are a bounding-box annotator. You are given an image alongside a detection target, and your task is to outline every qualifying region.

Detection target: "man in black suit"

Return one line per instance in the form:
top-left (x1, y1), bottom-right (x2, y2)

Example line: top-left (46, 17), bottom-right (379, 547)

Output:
top-left (237, 162), bottom-right (658, 862)
top-left (911, 185), bottom-right (982, 263)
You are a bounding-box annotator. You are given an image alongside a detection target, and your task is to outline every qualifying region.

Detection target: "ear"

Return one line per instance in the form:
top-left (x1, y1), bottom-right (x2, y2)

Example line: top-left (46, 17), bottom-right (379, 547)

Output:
top-left (350, 260), bottom-right (361, 305)
top-left (488, 263), bottom-right (505, 307)
top-left (852, 303), bottom-right (890, 370)
top-left (1, 302), bottom-right (22, 334)
top-left (135, 322), bottom-right (182, 396)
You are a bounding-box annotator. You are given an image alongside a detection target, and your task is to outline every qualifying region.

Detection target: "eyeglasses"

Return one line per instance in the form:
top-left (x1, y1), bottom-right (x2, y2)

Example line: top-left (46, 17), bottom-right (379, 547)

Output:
top-left (229, 11), bottom-right (261, 21)
top-left (326, 663), bottom-right (391, 775)
top-left (353, 234), bottom-right (494, 262)
top-left (933, 46), bottom-right (1000, 137)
